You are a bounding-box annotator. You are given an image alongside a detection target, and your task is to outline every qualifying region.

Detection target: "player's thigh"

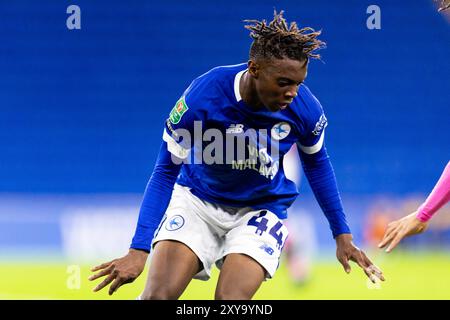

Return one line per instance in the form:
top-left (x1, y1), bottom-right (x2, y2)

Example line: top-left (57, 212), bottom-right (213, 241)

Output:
top-left (214, 210), bottom-right (289, 300)
top-left (215, 253), bottom-right (265, 300)
top-left (140, 240), bottom-right (201, 300)
top-left (152, 184), bottom-right (222, 281)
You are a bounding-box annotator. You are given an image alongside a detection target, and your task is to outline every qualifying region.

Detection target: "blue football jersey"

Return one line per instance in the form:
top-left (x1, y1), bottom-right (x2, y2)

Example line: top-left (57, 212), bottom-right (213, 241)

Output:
top-left (162, 63), bottom-right (328, 219)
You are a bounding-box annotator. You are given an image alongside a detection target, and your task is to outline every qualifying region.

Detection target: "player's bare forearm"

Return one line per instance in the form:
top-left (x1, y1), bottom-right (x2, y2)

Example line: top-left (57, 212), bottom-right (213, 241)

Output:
top-left (89, 248), bottom-right (149, 295)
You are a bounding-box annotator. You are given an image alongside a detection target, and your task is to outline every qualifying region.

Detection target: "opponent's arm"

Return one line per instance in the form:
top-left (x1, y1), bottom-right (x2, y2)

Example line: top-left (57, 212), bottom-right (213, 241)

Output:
top-left (416, 161), bottom-right (450, 222)
top-left (379, 161), bottom-right (449, 252)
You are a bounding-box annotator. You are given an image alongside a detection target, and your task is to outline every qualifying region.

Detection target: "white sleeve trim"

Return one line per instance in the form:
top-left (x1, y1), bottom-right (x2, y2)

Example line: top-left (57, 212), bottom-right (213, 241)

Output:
top-left (298, 130), bottom-right (325, 154)
top-left (234, 69), bottom-right (246, 102)
top-left (162, 129), bottom-right (190, 159)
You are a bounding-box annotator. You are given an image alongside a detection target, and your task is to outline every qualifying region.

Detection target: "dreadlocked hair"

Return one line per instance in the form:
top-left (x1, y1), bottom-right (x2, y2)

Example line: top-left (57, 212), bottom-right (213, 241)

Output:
top-left (244, 10), bottom-right (326, 62)
top-left (438, 0), bottom-right (450, 12)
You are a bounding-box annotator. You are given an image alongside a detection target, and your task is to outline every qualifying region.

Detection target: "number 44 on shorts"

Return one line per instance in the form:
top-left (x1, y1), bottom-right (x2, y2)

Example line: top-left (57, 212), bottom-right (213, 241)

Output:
top-left (248, 211), bottom-right (287, 250)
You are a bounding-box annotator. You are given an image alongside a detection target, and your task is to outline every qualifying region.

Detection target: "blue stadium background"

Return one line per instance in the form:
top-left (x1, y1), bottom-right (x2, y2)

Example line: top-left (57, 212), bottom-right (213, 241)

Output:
top-left (0, 0), bottom-right (448, 259)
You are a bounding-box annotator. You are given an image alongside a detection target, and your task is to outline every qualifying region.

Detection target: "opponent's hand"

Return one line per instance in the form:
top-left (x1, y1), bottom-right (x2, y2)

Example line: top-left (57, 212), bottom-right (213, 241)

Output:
top-left (335, 233), bottom-right (385, 283)
top-left (378, 211), bottom-right (428, 253)
top-left (89, 248), bottom-right (149, 295)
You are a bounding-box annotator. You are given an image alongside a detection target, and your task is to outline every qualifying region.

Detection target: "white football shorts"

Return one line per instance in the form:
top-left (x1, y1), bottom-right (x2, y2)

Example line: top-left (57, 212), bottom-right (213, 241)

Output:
top-left (151, 183), bottom-right (289, 280)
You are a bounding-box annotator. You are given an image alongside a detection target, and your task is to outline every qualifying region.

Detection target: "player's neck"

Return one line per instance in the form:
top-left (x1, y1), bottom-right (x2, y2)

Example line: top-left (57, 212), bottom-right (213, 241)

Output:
top-left (240, 71), bottom-right (265, 111)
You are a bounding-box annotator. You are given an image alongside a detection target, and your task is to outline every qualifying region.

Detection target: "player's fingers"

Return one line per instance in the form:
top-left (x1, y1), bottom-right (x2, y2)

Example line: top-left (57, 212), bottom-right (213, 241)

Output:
top-left (91, 260), bottom-right (115, 272)
top-left (362, 266), bottom-right (376, 283)
top-left (108, 276), bottom-right (131, 296)
top-left (385, 222), bottom-right (397, 233)
top-left (378, 225), bottom-right (395, 248)
top-left (378, 227), bottom-right (399, 249)
top-left (378, 223), bottom-right (398, 245)
top-left (338, 256), bottom-right (351, 274)
top-left (361, 252), bottom-right (385, 281)
top-left (352, 254), bottom-right (376, 283)
top-left (369, 264), bottom-right (385, 281)
top-left (351, 252), bottom-right (376, 283)
top-left (93, 272), bottom-right (117, 292)
top-left (377, 235), bottom-right (389, 248)
top-left (354, 253), bottom-right (369, 270)
top-left (88, 264), bottom-right (114, 281)
top-left (385, 232), bottom-right (405, 253)
top-left (108, 278), bottom-right (123, 295)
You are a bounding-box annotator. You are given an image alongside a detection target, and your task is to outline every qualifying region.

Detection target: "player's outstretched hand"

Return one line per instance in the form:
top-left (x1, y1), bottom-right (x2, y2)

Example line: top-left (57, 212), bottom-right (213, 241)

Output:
top-left (378, 211), bottom-right (428, 253)
top-left (89, 248), bottom-right (149, 295)
top-left (335, 233), bottom-right (385, 283)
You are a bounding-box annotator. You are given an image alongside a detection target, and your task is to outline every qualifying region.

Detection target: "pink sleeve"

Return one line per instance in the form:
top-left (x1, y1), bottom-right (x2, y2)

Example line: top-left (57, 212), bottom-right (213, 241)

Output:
top-left (416, 161), bottom-right (450, 222)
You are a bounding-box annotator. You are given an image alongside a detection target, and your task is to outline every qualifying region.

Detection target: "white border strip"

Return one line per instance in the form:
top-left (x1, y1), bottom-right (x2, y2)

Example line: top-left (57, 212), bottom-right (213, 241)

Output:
top-left (298, 131), bottom-right (325, 154)
top-left (234, 69), bottom-right (246, 102)
top-left (162, 129), bottom-right (190, 159)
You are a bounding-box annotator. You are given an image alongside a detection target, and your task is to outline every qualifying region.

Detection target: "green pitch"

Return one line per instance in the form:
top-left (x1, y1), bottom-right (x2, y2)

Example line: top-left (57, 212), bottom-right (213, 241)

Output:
top-left (1, 251), bottom-right (449, 300)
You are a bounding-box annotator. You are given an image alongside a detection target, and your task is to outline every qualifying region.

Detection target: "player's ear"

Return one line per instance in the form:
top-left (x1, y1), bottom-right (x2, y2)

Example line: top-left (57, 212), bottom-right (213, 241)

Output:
top-left (248, 60), bottom-right (260, 78)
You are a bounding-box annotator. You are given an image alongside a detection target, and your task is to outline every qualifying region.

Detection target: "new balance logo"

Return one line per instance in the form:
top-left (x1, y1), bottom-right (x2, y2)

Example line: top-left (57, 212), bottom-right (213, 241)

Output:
top-left (226, 124), bottom-right (244, 134)
top-left (259, 244), bottom-right (275, 255)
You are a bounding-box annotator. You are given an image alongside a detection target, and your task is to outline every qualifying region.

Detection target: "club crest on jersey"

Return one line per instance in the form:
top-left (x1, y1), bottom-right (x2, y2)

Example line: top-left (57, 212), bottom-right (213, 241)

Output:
top-left (271, 122), bottom-right (291, 140)
top-left (312, 114), bottom-right (328, 136)
top-left (169, 97), bottom-right (189, 124)
top-left (165, 215), bottom-right (185, 231)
